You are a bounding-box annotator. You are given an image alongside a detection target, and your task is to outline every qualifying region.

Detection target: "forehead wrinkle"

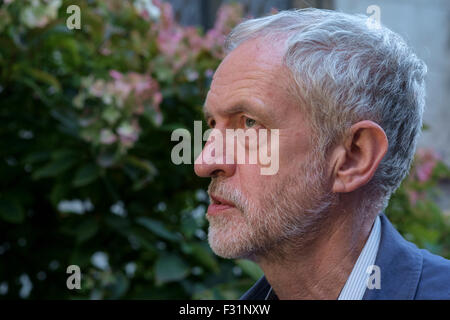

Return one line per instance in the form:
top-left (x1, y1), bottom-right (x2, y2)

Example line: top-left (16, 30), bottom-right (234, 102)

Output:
top-left (213, 61), bottom-right (282, 89)
top-left (210, 65), bottom-right (283, 99)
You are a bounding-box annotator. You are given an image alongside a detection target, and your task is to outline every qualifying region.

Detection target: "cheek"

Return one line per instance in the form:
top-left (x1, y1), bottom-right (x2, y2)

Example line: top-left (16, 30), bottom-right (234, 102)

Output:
top-left (235, 164), bottom-right (269, 193)
top-left (235, 163), bottom-right (285, 200)
top-left (278, 131), bottom-right (312, 168)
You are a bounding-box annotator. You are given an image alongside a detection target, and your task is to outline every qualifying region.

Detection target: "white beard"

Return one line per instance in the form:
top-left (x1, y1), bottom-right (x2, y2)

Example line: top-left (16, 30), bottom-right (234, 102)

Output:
top-left (206, 156), bottom-right (336, 260)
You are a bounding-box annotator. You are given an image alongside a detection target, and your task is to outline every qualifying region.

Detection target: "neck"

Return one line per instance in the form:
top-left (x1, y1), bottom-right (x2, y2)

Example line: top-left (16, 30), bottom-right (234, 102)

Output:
top-left (255, 207), bottom-right (376, 300)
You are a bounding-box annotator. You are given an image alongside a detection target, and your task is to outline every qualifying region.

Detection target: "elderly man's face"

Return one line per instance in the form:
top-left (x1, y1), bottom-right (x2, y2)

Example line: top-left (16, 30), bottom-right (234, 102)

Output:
top-left (194, 38), bottom-right (334, 260)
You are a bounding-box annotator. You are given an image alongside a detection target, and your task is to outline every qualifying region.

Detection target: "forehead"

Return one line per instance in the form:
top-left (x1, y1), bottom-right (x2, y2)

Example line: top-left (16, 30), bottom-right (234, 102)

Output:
top-left (206, 37), bottom-right (293, 113)
top-left (217, 37), bottom-right (286, 78)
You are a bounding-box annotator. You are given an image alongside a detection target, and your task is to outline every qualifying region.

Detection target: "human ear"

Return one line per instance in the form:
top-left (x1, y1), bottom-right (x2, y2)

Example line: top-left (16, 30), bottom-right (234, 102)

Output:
top-left (331, 120), bottom-right (388, 193)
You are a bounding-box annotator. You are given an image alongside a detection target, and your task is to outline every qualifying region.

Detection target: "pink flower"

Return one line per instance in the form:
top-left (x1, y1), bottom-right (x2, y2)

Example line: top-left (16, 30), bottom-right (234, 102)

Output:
top-left (185, 27), bottom-right (204, 55)
top-left (204, 29), bottom-right (226, 58)
top-left (407, 190), bottom-right (420, 206)
top-left (112, 80), bottom-right (132, 101)
top-left (153, 91), bottom-right (163, 107)
top-left (151, 0), bottom-right (176, 30)
top-left (213, 3), bottom-right (243, 35)
top-left (414, 148), bottom-right (441, 182)
top-left (117, 121), bottom-right (140, 148)
top-left (157, 28), bottom-right (184, 56)
top-left (109, 70), bottom-right (123, 81)
top-left (100, 129), bottom-right (117, 145)
top-left (100, 47), bottom-right (112, 56)
top-left (416, 162), bottom-right (434, 182)
top-left (90, 79), bottom-right (106, 97)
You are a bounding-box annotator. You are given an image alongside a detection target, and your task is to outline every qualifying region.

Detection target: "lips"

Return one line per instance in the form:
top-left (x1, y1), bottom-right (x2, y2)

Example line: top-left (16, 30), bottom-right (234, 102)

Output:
top-left (207, 194), bottom-right (236, 216)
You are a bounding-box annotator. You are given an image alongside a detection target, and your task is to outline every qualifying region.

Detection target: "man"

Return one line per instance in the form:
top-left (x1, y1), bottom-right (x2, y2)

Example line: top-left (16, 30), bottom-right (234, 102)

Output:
top-left (194, 9), bottom-right (450, 299)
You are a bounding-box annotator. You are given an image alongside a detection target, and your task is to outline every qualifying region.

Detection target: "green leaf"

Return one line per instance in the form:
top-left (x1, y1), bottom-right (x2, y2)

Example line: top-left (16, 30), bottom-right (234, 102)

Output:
top-left (0, 199), bottom-right (25, 224)
top-left (125, 156), bottom-right (158, 175)
top-left (76, 218), bottom-right (99, 244)
top-left (235, 259), bottom-right (264, 281)
top-left (52, 149), bottom-right (78, 160)
top-left (32, 157), bottom-right (78, 180)
top-left (23, 151), bottom-right (51, 164)
top-left (190, 243), bottom-right (219, 272)
top-left (155, 254), bottom-right (189, 285)
top-left (102, 106), bottom-right (121, 125)
top-left (181, 216), bottom-right (197, 239)
top-left (69, 248), bottom-right (92, 267)
top-left (136, 217), bottom-right (179, 242)
top-left (50, 110), bottom-right (80, 136)
top-left (105, 216), bottom-right (132, 237)
top-left (50, 182), bottom-right (71, 207)
top-left (73, 163), bottom-right (99, 187)
top-left (108, 272), bottom-right (129, 299)
top-left (20, 78), bottom-right (52, 106)
top-left (27, 68), bottom-right (61, 92)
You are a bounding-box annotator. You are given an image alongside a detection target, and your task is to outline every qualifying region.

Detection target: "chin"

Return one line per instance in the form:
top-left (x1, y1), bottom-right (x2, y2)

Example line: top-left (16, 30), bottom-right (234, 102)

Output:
top-left (207, 226), bottom-right (254, 260)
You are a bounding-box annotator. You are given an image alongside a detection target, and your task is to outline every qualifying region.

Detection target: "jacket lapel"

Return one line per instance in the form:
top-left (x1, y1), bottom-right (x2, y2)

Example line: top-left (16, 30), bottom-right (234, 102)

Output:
top-left (239, 275), bottom-right (272, 300)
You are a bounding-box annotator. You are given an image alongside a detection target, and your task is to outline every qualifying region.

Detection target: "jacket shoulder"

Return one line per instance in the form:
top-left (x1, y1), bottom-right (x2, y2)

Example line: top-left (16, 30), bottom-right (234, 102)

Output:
top-left (364, 214), bottom-right (450, 300)
top-left (414, 248), bottom-right (450, 299)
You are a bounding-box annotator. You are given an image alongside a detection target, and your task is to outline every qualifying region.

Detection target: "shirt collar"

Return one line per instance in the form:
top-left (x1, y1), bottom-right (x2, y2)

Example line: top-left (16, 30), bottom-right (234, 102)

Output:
top-left (337, 214), bottom-right (381, 300)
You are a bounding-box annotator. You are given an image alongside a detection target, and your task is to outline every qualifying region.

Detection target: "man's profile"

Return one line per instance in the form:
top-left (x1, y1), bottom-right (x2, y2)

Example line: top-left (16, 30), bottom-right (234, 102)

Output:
top-left (193, 8), bottom-right (450, 300)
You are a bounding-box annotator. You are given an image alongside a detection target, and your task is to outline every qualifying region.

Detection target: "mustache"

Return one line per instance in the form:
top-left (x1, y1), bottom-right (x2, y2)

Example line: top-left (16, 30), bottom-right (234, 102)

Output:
top-left (207, 178), bottom-right (248, 213)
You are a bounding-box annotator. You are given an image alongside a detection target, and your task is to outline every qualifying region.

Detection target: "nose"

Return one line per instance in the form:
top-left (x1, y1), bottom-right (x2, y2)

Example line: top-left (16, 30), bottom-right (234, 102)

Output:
top-left (194, 129), bottom-right (236, 178)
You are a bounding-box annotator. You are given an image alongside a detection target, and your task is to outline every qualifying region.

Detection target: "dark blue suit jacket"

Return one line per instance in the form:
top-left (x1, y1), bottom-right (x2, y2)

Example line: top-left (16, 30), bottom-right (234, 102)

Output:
top-left (240, 214), bottom-right (450, 300)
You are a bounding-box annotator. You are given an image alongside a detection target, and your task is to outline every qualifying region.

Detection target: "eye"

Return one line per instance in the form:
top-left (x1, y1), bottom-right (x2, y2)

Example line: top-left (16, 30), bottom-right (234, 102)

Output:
top-left (244, 117), bottom-right (257, 128)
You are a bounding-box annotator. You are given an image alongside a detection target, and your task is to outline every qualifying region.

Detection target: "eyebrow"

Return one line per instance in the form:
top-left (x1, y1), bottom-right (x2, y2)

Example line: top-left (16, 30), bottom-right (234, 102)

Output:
top-left (203, 102), bottom-right (270, 123)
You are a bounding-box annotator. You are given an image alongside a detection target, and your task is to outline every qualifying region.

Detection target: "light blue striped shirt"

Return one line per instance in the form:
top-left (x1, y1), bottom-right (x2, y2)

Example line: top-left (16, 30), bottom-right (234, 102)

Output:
top-left (338, 214), bottom-right (381, 300)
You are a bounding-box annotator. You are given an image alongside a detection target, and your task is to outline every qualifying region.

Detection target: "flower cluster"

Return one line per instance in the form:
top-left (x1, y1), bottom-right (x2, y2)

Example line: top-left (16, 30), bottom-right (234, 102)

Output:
top-left (74, 71), bottom-right (162, 151)
top-left (20, 0), bottom-right (62, 29)
top-left (406, 148), bottom-right (444, 205)
top-left (152, 0), bottom-right (243, 70)
top-left (72, 1), bottom-right (244, 154)
top-left (0, 0), bottom-right (62, 31)
top-left (413, 148), bottom-right (442, 182)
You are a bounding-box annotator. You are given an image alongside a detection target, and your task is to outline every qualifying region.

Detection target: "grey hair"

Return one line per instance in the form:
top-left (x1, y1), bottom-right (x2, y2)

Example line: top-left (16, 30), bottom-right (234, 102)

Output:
top-left (224, 8), bottom-right (427, 211)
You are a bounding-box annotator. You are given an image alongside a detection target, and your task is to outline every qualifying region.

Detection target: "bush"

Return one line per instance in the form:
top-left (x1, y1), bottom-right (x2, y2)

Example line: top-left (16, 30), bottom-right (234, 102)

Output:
top-left (0, 0), bottom-right (448, 299)
top-left (386, 148), bottom-right (450, 258)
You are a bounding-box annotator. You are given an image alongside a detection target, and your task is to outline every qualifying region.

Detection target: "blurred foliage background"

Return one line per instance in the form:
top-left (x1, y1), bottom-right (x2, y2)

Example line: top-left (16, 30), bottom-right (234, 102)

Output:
top-left (0, 0), bottom-right (449, 299)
